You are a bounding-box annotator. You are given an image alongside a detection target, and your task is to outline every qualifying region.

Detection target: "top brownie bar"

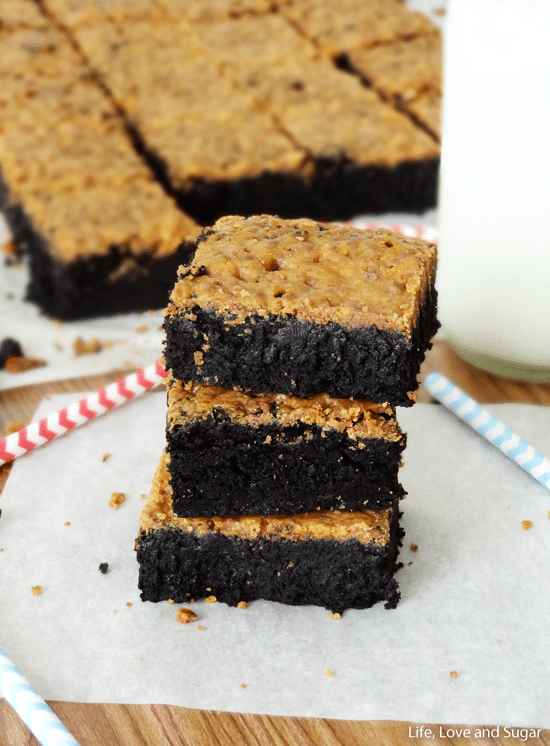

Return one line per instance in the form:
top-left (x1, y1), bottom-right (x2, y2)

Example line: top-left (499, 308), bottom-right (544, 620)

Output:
top-left (164, 215), bottom-right (439, 405)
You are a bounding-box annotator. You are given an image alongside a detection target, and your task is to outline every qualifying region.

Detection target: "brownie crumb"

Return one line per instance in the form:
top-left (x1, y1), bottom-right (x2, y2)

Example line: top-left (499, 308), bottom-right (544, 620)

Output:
top-left (176, 607), bottom-right (198, 624)
top-left (410, 543), bottom-right (418, 551)
top-left (522, 520), bottom-right (533, 531)
top-left (72, 336), bottom-right (103, 356)
top-left (31, 585), bottom-right (42, 596)
top-left (99, 563), bottom-right (109, 574)
top-left (4, 356), bottom-right (46, 373)
top-left (109, 492), bottom-right (126, 509)
top-left (0, 338), bottom-right (23, 368)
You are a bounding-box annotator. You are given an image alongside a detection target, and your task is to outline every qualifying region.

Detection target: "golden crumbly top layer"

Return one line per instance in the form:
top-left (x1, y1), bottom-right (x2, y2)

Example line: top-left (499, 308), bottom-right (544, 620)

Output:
top-left (347, 34), bottom-right (442, 104)
top-left (167, 215), bottom-right (437, 336)
top-left (0, 26), bottom-right (200, 260)
top-left (140, 452), bottom-right (392, 546)
top-left (0, 0), bottom-right (50, 28)
top-left (194, 14), bottom-right (317, 63)
top-left (230, 55), bottom-right (438, 166)
top-left (278, 0), bottom-right (437, 57)
top-left (408, 92), bottom-right (441, 139)
top-left (72, 19), bottom-right (305, 182)
top-left (167, 379), bottom-right (403, 442)
top-left (39, 0), bottom-right (163, 29)
top-left (156, 0), bottom-right (273, 22)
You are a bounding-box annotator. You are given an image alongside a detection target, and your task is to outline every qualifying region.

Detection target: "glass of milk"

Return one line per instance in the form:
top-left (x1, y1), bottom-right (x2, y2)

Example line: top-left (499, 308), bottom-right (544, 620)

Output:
top-left (437, 0), bottom-right (550, 382)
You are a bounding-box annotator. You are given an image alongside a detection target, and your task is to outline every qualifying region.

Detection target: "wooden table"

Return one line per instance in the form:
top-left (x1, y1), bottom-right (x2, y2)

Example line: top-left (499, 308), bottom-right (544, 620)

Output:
top-left (2, 339), bottom-right (550, 746)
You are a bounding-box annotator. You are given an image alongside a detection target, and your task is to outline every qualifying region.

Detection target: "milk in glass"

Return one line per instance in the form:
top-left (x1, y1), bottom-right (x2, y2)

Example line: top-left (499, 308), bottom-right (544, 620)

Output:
top-left (438, 0), bottom-right (550, 381)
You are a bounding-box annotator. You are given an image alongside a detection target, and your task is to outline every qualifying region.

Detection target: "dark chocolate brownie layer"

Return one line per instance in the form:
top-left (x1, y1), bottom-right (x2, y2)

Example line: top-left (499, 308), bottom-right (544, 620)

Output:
top-left (136, 510), bottom-right (402, 613)
top-left (175, 155), bottom-right (438, 226)
top-left (167, 383), bottom-right (406, 514)
top-left (165, 284), bottom-right (437, 405)
top-left (168, 422), bottom-right (405, 515)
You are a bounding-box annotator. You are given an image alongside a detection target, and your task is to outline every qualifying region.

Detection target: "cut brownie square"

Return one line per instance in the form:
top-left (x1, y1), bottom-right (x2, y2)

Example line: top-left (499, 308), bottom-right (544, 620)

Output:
top-left (136, 453), bottom-right (403, 612)
top-left (345, 34), bottom-right (442, 140)
top-left (164, 215), bottom-right (439, 406)
top-left (166, 379), bottom-right (406, 516)
top-left (0, 24), bottom-right (201, 319)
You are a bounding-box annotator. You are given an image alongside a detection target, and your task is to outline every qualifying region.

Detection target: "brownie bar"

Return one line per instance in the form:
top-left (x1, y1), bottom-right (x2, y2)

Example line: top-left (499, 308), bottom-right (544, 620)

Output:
top-left (0, 23), bottom-right (201, 319)
top-left (345, 34), bottom-right (442, 140)
top-left (164, 215), bottom-right (439, 406)
top-left (136, 453), bottom-right (402, 612)
top-left (166, 379), bottom-right (406, 516)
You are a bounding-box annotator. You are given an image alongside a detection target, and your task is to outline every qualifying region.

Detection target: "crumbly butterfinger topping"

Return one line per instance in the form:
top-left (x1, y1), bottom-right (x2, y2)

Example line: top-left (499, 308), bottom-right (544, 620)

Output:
top-left (167, 215), bottom-right (437, 335)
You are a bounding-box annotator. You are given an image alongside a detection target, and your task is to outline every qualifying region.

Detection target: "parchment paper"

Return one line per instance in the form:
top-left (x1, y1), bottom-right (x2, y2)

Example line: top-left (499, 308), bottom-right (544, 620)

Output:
top-left (1, 392), bottom-right (549, 727)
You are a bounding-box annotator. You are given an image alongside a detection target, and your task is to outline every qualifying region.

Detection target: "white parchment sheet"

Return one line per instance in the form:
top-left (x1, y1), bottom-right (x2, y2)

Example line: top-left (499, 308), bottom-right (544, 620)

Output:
top-left (0, 393), bottom-right (549, 726)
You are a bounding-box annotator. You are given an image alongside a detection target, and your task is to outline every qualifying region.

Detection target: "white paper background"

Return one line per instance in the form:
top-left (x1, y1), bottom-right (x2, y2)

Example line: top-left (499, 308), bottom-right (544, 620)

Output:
top-left (1, 392), bottom-right (549, 727)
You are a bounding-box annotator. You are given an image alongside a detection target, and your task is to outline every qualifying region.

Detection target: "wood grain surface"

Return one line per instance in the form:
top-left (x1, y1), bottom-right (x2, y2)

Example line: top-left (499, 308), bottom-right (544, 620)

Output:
top-left (1, 338), bottom-right (550, 746)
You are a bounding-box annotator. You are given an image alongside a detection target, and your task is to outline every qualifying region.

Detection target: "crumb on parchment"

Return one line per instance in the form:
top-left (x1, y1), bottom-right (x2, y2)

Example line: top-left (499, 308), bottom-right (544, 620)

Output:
top-left (176, 608), bottom-right (198, 624)
top-left (72, 336), bottom-right (103, 356)
top-left (99, 563), bottom-right (109, 574)
top-left (31, 585), bottom-right (42, 596)
top-left (410, 543), bottom-right (418, 551)
top-left (450, 670), bottom-right (458, 678)
top-left (522, 520), bottom-right (533, 530)
top-left (4, 356), bottom-right (46, 373)
top-left (109, 492), bottom-right (126, 509)
top-left (102, 453), bottom-right (111, 462)
top-left (327, 613), bottom-right (340, 619)
top-left (198, 625), bottom-right (206, 632)
top-left (325, 668), bottom-right (334, 678)
top-left (237, 601), bottom-right (247, 609)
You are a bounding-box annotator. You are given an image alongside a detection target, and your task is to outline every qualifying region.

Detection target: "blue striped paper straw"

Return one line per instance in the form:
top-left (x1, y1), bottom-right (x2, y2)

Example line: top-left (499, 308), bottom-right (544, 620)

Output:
top-left (424, 371), bottom-right (550, 491)
top-left (0, 648), bottom-right (81, 746)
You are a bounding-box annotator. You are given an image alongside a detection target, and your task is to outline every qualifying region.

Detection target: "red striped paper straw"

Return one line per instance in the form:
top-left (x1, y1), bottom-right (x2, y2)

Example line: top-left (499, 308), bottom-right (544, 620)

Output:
top-left (0, 360), bottom-right (167, 466)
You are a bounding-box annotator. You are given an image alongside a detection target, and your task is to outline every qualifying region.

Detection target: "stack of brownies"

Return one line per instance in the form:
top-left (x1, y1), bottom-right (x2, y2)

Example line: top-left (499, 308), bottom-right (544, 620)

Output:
top-left (136, 215), bottom-right (438, 613)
